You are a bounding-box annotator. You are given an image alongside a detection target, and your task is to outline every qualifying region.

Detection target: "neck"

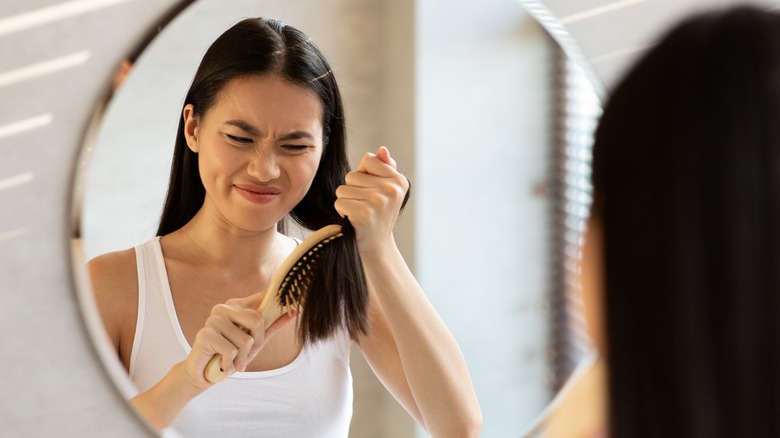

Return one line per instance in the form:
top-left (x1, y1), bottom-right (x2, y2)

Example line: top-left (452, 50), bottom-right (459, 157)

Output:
top-left (166, 206), bottom-right (289, 281)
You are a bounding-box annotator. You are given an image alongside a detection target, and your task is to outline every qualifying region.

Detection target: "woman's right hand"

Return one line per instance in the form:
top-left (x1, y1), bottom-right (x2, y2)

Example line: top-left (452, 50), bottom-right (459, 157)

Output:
top-left (181, 291), bottom-right (297, 389)
top-left (130, 292), bottom-right (296, 430)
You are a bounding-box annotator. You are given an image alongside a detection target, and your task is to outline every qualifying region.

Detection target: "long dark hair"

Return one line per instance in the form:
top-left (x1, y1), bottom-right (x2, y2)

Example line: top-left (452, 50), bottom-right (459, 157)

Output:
top-left (157, 18), bottom-right (369, 342)
top-left (591, 6), bottom-right (780, 437)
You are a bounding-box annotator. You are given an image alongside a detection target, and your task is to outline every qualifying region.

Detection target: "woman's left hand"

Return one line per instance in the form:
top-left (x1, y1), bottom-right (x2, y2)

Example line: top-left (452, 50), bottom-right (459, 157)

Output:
top-left (334, 146), bottom-right (409, 255)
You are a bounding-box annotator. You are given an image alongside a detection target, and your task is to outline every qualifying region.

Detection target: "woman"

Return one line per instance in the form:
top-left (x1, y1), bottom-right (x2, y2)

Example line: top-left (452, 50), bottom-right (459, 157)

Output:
top-left (89, 18), bottom-right (481, 437)
top-left (568, 5), bottom-right (780, 438)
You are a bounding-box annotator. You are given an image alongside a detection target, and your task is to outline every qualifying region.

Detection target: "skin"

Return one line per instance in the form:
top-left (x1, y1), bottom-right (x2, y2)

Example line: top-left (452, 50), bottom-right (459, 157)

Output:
top-left (542, 213), bottom-right (607, 437)
top-left (580, 214), bottom-right (605, 353)
top-left (89, 74), bottom-right (482, 437)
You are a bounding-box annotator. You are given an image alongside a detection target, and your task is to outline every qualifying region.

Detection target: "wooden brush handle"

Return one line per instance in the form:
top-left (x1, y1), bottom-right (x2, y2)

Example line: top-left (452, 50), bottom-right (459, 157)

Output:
top-left (203, 353), bottom-right (227, 384)
top-left (203, 348), bottom-right (232, 384)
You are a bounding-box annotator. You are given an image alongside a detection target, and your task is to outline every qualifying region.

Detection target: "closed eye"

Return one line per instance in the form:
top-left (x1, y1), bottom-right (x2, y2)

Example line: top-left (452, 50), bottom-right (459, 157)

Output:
top-left (226, 133), bottom-right (253, 144)
top-left (282, 144), bottom-right (310, 152)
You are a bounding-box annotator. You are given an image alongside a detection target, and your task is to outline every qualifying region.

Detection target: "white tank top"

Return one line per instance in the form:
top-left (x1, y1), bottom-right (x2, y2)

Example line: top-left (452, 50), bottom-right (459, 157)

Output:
top-left (129, 237), bottom-right (353, 438)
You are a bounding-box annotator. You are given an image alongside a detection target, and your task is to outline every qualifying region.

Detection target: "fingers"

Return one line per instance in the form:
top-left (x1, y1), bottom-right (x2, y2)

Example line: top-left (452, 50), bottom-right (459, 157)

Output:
top-left (334, 147), bottom-right (409, 254)
top-left (334, 198), bottom-right (374, 224)
top-left (228, 289), bottom-right (267, 310)
top-left (248, 309), bottom-right (298, 358)
top-left (336, 171), bottom-right (408, 216)
top-left (264, 309), bottom-right (297, 341)
top-left (195, 327), bottom-right (243, 373)
top-left (204, 305), bottom-right (264, 372)
top-left (343, 169), bottom-right (406, 190)
top-left (342, 171), bottom-right (407, 214)
top-left (222, 290), bottom-right (274, 359)
top-left (355, 146), bottom-right (398, 176)
top-left (194, 298), bottom-right (300, 381)
top-left (349, 148), bottom-right (407, 194)
top-left (375, 146), bottom-right (396, 167)
top-left (347, 147), bottom-right (408, 205)
top-left (334, 188), bottom-right (398, 221)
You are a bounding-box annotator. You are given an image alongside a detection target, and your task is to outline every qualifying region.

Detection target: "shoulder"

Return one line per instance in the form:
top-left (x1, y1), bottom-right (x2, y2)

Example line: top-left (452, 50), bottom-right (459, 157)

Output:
top-left (87, 247), bottom-right (138, 294)
top-left (87, 247), bottom-right (139, 351)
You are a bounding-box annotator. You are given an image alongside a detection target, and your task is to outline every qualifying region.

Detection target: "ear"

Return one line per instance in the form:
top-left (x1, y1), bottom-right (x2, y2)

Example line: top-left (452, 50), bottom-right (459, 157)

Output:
top-left (182, 104), bottom-right (201, 153)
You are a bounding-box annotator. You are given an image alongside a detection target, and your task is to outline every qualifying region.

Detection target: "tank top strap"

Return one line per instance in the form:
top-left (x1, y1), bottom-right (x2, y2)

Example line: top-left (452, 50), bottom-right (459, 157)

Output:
top-left (129, 237), bottom-right (186, 379)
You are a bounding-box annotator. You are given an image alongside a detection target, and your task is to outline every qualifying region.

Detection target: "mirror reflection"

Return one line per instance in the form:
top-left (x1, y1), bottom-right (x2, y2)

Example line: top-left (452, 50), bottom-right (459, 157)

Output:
top-left (74, 0), bottom-right (602, 436)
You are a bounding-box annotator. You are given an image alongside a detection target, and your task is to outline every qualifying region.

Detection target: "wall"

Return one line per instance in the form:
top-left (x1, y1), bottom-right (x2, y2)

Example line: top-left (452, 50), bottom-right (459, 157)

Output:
top-left (416, 0), bottom-right (553, 436)
top-left (0, 1), bottom-right (180, 435)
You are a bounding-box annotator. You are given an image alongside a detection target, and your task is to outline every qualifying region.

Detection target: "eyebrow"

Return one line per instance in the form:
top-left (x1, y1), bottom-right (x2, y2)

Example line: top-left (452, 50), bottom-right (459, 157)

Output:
top-left (224, 120), bottom-right (315, 141)
top-left (224, 120), bottom-right (260, 136)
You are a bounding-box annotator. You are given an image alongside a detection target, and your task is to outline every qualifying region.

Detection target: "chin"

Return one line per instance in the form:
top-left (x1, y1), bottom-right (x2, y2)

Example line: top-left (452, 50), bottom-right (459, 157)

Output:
top-left (226, 214), bottom-right (283, 234)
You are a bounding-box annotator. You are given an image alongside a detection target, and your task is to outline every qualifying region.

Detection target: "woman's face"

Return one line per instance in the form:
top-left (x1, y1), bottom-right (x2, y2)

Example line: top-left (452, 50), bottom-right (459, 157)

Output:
top-left (183, 74), bottom-right (324, 234)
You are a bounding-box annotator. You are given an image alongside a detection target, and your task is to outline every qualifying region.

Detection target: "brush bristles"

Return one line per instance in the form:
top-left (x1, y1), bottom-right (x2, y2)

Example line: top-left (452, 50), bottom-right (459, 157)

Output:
top-left (277, 232), bottom-right (345, 319)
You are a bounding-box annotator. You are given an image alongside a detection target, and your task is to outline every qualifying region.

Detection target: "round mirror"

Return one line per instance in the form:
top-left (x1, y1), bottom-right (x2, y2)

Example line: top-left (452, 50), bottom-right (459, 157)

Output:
top-left (72, 0), bottom-right (602, 436)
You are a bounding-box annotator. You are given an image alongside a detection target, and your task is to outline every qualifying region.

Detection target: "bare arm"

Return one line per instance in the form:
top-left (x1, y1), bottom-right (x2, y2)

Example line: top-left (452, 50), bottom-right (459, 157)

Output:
top-left (358, 243), bottom-right (482, 437)
top-left (335, 147), bottom-right (482, 437)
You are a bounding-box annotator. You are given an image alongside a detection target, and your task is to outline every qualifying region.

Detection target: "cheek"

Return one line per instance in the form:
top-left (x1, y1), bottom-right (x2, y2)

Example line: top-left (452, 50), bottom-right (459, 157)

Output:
top-left (290, 153), bottom-right (322, 192)
top-left (199, 144), bottom-right (244, 182)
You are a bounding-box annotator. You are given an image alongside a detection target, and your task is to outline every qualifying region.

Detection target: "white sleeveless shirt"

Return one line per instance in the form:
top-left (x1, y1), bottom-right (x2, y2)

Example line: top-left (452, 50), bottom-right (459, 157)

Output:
top-left (129, 237), bottom-right (353, 437)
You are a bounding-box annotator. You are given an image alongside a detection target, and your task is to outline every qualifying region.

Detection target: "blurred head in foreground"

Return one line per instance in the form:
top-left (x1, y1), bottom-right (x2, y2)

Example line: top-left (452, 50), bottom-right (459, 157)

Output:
top-left (583, 6), bottom-right (780, 438)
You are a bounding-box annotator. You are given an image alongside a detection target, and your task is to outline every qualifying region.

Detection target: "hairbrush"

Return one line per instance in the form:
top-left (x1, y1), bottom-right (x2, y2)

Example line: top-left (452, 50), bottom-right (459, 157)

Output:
top-left (203, 224), bottom-right (344, 383)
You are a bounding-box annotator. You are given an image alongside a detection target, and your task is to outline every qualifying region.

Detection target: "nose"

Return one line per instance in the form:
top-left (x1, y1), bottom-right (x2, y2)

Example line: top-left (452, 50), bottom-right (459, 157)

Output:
top-left (247, 146), bottom-right (280, 182)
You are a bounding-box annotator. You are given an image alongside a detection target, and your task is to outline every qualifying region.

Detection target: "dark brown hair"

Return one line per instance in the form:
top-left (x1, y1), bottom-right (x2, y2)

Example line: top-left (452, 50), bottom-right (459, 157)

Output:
top-left (591, 6), bottom-right (780, 437)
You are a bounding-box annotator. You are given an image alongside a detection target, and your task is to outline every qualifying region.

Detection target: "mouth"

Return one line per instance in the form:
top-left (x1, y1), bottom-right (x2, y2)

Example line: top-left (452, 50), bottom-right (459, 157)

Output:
top-left (234, 184), bottom-right (281, 203)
